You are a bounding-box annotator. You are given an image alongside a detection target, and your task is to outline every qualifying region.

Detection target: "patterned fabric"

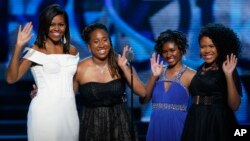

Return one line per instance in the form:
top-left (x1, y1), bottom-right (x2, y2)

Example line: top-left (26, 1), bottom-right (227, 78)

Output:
top-left (78, 79), bottom-right (138, 141)
top-left (181, 65), bottom-right (241, 141)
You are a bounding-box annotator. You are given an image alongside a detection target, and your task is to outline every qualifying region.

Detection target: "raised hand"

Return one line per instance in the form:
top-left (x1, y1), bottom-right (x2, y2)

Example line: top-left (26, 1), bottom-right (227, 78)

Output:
top-left (222, 53), bottom-right (237, 76)
top-left (150, 53), bottom-right (163, 77)
top-left (118, 45), bottom-right (131, 69)
top-left (16, 22), bottom-right (33, 49)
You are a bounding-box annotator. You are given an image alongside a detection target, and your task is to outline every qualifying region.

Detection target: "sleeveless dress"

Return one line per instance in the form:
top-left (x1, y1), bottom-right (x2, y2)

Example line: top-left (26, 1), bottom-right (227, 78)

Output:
top-left (146, 66), bottom-right (190, 141)
top-left (181, 65), bottom-right (241, 141)
top-left (23, 48), bottom-right (80, 141)
top-left (78, 79), bottom-right (138, 141)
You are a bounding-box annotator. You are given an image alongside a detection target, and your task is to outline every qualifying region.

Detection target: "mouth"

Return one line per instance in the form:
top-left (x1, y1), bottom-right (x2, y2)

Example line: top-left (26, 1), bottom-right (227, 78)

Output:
top-left (98, 48), bottom-right (106, 55)
top-left (203, 55), bottom-right (213, 60)
top-left (51, 32), bottom-right (62, 38)
top-left (167, 58), bottom-right (175, 63)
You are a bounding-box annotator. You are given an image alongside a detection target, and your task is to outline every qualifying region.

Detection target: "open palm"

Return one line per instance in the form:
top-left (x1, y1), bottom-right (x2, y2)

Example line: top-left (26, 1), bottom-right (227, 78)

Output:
top-left (151, 53), bottom-right (163, 77)
top-left (222, 53), bottom-right (237, 75)
top-left (16, 22), bottom-right (33, 49)
top-left (118, 45), bottom-right (130, 68)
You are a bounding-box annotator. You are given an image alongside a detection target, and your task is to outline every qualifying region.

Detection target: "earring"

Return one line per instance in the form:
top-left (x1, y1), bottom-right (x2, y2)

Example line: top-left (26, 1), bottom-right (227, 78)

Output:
top-left (63, 36), bottom-right (67, 44)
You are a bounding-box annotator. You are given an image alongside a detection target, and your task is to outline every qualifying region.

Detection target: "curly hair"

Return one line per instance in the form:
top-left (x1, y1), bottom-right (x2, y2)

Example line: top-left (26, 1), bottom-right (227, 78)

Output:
top-left (154, 29), bottom-right (188, 56)
top-left (81, 23), bottom-right (121, 79)
top-left (198, 23), bottom-right (242, 66)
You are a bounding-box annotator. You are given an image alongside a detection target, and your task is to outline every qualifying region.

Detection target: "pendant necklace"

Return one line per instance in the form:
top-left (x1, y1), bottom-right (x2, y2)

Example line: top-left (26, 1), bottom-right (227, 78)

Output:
top-left (95, 64), bottom-right (108, 74)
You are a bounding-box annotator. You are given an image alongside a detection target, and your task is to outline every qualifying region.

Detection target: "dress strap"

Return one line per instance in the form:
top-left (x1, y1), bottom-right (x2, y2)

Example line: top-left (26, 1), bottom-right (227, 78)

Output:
top-left (160, 65), bottom-right (187, 82)
top-left (175, 65), bottom-right (187, 80)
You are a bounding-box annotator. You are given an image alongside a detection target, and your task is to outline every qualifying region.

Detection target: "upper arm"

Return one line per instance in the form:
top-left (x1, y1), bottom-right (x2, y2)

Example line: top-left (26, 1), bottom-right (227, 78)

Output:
top-left (70, 45), bottom-right (78, 56)
top-left (17, 59), bottom-right (33, 80)
top-left (73, 73), bottom-right (79, 95)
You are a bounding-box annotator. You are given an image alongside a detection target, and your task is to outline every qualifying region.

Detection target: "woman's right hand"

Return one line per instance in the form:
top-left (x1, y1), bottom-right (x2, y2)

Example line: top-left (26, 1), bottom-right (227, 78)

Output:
top-left (150, 53), bottom-right (163, 77)
top-left (16, 22), bottom-right (33, 49)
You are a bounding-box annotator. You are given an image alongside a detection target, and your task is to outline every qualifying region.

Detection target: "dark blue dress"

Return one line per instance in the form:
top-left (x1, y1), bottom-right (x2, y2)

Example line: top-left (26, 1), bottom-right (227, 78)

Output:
top-left (146, 66), bottom-right (190, 141)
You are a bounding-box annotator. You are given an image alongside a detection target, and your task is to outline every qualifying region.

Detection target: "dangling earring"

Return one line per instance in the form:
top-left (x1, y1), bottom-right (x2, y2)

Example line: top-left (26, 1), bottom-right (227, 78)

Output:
top-left (63, 35), bottom-right (67, 44)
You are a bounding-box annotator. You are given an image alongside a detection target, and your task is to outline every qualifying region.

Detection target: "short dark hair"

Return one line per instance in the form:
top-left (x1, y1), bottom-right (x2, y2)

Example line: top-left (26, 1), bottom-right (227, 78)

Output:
top-left (154, 29), bottom-right (188, 56)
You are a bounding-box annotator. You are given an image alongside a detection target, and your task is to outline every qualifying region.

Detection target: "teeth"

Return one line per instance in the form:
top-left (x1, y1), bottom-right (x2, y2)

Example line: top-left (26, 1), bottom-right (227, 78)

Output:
top-left (99, 49), bottom-right (105, 54)
top-left (53, 32), bottom-right (60, 36)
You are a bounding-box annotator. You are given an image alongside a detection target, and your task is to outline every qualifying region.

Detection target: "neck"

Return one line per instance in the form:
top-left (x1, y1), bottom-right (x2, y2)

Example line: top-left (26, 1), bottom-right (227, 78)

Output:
top-left (167, 63), bottom-right (183, 71)
top-left (92, 57), bottom-right (108, 67)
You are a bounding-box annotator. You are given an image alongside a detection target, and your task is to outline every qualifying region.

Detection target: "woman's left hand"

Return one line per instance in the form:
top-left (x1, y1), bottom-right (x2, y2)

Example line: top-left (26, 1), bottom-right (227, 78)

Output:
top-left (118, 45), bottom-right (131, 69)
top-left (222, 53), bottom-right (237, 75)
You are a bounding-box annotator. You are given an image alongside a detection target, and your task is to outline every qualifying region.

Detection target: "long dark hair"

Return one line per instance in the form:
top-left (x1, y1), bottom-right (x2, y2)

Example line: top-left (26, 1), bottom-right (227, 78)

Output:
top-left (82, 23), bottom-right (121, 78)
top-left (35, 4), bottom-right (70, 53)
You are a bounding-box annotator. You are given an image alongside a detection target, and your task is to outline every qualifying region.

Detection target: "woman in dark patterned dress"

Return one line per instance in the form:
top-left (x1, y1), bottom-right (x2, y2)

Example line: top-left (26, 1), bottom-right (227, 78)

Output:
top-left (74, 23), bottom-right (146, 141)
top-left (181, 23), bottom-right (242, 141)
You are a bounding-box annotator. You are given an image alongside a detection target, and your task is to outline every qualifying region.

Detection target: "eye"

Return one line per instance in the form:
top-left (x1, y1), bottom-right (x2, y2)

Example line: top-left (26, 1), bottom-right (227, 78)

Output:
top-left (59, 23), bottom-right (65, 27)
top-left (50, 23), bottom-right (56, 27)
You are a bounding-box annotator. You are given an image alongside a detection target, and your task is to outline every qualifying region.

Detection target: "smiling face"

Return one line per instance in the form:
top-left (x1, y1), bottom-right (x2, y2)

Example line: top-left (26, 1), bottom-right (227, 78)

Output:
top-left (88, 29), bottom-right (111, 60)
top-left (161, 42), bottom-right (182, 67)
top-left (199, 36), bottom-right (218, 64)
top-left (47, 15), bottom-right (66, 43)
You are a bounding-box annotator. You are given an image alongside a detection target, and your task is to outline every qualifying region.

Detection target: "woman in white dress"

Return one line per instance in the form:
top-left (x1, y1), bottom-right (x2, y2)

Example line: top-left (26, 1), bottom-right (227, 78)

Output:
top-left (6, 4), bottom-right (79, 141)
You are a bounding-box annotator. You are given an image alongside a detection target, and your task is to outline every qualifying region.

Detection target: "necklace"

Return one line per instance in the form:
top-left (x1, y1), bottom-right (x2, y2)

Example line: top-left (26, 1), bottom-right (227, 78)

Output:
top-left (95, 64), bottom-right (108, 74)
top-left (201, 63), bottom-right (218, 75)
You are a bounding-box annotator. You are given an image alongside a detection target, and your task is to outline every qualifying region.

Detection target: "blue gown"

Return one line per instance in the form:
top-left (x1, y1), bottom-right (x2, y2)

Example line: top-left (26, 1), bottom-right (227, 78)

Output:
top-left (146, 66), bottom-right (190, 141)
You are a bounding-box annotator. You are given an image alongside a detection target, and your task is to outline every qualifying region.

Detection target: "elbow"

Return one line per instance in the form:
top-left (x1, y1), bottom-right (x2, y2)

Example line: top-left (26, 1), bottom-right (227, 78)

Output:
top-left (6, 76), bottom-right (17, 84)
top-left (139, 96), bottom-right (147, 104)
top-left (230, 99), bottom-right (241, 111)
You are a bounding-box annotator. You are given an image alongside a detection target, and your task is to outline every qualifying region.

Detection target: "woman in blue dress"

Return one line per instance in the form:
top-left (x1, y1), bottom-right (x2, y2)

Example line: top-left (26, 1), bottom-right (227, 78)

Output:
top-left (140, 30), bottom-right (196, 141)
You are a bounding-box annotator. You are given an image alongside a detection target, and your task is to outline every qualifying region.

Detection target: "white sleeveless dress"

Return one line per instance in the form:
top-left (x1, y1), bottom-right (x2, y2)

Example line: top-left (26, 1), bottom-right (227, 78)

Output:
top-left (23, 48), bottom-right (79, 141)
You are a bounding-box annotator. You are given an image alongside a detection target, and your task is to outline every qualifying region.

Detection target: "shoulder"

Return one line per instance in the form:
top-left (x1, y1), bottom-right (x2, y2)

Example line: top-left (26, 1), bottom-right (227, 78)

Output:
top-left (75, 57), bottom-right (93, 80)
top-left (77, 57), bottom-right (92, 72)
top-left (78, 56), bottom-right (91, 66)
top-left (185, 67), bottom-right (196, 76)
top-left (27, 45), bottom-right (46, 54)
top-left (183, 66), bottom-right (196, 81)
top-left (69, 45), bottom-right (78, 55)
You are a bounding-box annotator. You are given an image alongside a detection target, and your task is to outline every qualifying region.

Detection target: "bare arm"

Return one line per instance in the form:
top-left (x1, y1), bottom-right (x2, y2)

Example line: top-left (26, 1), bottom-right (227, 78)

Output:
top-left (6, 22), bottom-right (33, 84)
top-left (223, 54), bottom-right (241, 111)
top-left (140, 53), bottom-right (163, 104)
top-left (118, 45), bottom-right (146, 97)
top-left (73, 71), bottom-right (79, 95)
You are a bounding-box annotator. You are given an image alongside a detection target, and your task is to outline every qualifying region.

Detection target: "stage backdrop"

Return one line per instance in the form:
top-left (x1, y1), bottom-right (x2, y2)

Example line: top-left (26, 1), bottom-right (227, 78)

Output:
top-left (0, 0), bottom-right (249, 124)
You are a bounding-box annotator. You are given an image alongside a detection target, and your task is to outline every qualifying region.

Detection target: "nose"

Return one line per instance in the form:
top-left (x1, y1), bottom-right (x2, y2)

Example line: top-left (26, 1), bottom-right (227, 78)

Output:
top-left (99, 41), bottom-right (105, 48)
top-left (54, 25), bottom-right (60, 31)
top-left (204, 47), bottom-right (211, 53)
